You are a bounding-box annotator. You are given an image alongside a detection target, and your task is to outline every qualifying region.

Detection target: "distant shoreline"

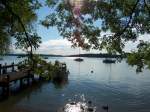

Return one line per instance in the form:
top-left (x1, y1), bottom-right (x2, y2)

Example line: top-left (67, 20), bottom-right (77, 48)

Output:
top-left (3, 53), bottom-right (124, 58)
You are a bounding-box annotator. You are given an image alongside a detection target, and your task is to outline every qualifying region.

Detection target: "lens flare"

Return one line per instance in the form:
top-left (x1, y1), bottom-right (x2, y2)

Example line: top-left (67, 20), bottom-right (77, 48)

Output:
top-left (69, 0), bottom-right (84, 8)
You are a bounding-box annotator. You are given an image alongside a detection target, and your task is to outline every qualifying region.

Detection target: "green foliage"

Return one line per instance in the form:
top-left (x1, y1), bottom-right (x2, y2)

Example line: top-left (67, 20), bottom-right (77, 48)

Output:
top-left (14, 32), bottom-right (41, 52)
top-left (0, 31), bottom-right (10, 54)
top-left (42, 0), bottom-right (150, 54)
top-left (42, 0), bottom-right (101, 50)
top-left (19, 54), bottom-right (68, 80)
top-left (127, 41), bottom-right (150, 72)
top-left (42, 0), bottom-right (150, 71)
top-left (0, 0), bottom-right (42, 55)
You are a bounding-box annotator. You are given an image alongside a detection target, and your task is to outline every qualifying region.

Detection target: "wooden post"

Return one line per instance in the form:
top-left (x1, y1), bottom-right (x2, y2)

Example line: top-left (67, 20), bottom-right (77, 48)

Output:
top-left (32, 75), bottom-right (35, 82)
top-left (12, 62), bottom-right (15, 72)
top-left (39, 75), bottom-right (42, 81)
top-left (2, 63), bottom-right (7, 74)
top-left (27, 75), bottom-right (30, 86)
top-left (0, 64), bottom-right (1, 75)
top-left (6, 75), bottom-right (10, 96)
top-left (30, 70), bottom-right (34, 82)
top-left (20, 78), bottom-right (23, 89)
top-left (2, 86), bottom-right (5, 96)
top-left (27, 70), bottom-right (30, 85)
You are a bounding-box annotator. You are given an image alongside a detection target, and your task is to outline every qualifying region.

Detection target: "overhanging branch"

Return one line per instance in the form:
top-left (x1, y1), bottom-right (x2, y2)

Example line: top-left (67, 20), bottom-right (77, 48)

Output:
top-left (2, 0), bottom-right (33, 57)
top-left (144, 0), bottom-right (150, 15)
top-left (114, 0), bottom-right (140, 38)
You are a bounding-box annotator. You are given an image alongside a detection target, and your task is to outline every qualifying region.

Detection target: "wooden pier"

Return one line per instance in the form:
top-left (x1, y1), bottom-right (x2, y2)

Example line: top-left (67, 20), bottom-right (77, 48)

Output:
top-left (0, 63), bottom-right (33, 96)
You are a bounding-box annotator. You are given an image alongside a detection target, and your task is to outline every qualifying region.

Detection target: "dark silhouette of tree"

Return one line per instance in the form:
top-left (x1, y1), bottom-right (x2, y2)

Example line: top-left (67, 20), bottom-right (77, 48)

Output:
top-left (0, 0), bottom-right (41, 57)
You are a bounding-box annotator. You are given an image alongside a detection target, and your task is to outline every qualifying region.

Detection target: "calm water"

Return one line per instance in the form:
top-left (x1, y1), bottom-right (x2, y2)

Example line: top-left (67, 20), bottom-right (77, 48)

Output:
top-left (0, 56), bottom-right (150, 112)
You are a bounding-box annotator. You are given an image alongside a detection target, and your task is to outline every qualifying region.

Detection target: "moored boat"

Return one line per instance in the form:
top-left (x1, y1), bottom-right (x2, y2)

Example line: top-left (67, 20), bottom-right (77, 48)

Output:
top-left (44, 57), bottom-right (48, 59)
top-left (17, 56), bottom-right (22, 58)
top-left (103, 59), bottom-right (116, 63)
top-left (74, 58), bottom-right (84, 62)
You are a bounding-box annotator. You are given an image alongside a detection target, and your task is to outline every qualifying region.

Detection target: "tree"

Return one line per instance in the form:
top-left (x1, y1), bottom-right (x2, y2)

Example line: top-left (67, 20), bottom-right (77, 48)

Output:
top-left (42, 0), bottom-right (150, 72)
top-left (0, 0), bottom-right (42, 56)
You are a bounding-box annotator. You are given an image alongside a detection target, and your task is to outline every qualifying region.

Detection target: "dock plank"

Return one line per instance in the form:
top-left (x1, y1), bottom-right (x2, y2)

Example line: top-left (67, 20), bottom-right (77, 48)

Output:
top-left (0, 69), bottom-right (30, 84)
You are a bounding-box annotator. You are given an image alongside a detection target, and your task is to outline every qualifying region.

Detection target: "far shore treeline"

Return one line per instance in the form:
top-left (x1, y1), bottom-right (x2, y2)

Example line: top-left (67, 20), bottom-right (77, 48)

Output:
top-left (3, 53), bottom-right (125, 58)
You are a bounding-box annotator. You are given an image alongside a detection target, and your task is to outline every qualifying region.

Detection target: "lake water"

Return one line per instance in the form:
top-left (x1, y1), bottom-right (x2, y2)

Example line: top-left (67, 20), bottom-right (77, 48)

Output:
top-left (0, 56), bottom-right (150, 112)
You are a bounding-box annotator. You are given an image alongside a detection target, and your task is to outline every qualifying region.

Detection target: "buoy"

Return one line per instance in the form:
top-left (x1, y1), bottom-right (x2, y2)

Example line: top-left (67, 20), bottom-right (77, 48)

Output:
top-left (91, 70), bottom-right (93, 73)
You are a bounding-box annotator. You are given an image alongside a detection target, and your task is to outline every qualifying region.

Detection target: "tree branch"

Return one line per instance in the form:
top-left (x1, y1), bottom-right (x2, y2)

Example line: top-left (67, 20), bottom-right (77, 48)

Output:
top-left (114, 0), bottom-right (140, 38)
top-left (2, 0), bottom-right (33, 58)
top-left (144, 0), bottom-right (150, 15)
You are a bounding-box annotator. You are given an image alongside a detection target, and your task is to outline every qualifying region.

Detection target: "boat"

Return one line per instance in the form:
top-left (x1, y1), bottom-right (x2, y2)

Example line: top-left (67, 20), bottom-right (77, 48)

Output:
top-left (74, 58), bottom-right (84, 62)
top-left (0, 58), bottom-right (3, 60)
top-left (74, 47), bottom-right (84, 62)
top-left (17, 56), bottom-right (22, 58)
top-left (44, 56), bottom-right (48, 59)
top-left (103, 59), bottom-right (116, 63)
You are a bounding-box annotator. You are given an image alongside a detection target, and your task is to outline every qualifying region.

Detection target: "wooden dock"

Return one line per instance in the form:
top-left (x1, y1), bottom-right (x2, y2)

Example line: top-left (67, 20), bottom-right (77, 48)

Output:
top-left (0, 63), bottom-right (33, 96)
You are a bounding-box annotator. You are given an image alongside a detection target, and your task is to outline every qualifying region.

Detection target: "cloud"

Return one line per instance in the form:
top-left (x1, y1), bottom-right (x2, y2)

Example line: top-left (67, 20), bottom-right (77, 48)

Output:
top-left (40, 39), bottom-right (71, 48)
top-left (10, 44), bottom-right (25, 54)
top-left (37, 39), bottom-right (72, 54)
top-left (37, 38), bottom-right (100, 55)
top-left (12, 33), bottom-right (150, 55)
top-left (124, 34), bottom-right (150, 52)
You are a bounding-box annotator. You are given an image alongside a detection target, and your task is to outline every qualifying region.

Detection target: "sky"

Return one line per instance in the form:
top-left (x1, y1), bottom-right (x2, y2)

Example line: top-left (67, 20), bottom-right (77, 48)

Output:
top-left (13, 0), bottom-right (150, 55)
top-left (33, 1), bottom-right (103, 55)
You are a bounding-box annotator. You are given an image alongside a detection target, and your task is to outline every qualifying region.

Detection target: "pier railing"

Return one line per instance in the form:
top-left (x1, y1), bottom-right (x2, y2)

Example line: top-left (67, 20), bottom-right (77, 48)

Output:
top-left (0, 62), bottom-right (33, 96)
top-left (0, 62), bottom-right (18, 75)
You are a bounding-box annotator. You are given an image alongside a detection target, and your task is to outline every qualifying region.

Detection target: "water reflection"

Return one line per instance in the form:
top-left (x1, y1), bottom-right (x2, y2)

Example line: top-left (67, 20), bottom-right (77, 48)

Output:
top-left (0, 57), bottom-right (150, 112)
top-left (58, 94), bottom-right (97, 112)
top-left (52, 74), bottom-right (69, 89)
top-left (0, 81), bottom-right (43, 101)
top-left (63, 101), bottom-right (96, 112)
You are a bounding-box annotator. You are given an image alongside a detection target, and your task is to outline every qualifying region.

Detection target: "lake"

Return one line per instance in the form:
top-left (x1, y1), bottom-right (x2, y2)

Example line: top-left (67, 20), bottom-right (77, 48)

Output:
top-left (0, 56), bottom-right (150, 112)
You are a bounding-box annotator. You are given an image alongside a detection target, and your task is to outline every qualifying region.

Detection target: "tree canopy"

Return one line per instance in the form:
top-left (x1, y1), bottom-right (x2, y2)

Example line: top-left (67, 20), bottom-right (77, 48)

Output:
top-left (42, 0), bottom-right (150, 52)
top-left (41, 0), bottom-right (150, 72)
top-left (0, 0), bottom-right (150, 72)
top-left (0, 0), bottom-right (41, 54)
